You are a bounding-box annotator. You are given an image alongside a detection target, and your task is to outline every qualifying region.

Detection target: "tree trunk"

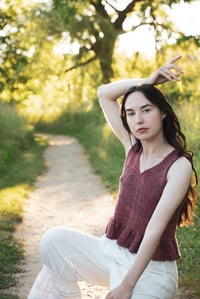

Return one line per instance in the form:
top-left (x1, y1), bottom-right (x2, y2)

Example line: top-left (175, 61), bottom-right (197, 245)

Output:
top-left (93, 29), bottom-right (118, 83)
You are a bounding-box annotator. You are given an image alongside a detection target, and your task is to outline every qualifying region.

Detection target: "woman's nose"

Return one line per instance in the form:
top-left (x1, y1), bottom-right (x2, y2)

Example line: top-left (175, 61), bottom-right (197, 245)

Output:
top-left (135, 113), bottom-right (144, 123)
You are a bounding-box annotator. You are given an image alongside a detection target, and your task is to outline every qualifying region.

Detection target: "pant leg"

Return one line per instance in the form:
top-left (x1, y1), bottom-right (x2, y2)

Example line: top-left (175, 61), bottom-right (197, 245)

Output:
top-left (108, 259), bottom-right (177, 299)
top-left (102, 236), bottom-right (178, 299)
top-left (28, 265), bottom-right (71, 299)
top-left (132, 260), bottom-right (178, 299)
top-left (108, 260), bottom-right (177, 299)
top-left (28, 227), bottom-right (109, 299)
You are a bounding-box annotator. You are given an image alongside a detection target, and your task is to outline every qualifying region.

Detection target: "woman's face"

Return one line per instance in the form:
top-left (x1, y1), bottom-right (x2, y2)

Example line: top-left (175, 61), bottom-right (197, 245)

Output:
top-left (125, 91), bottom-right (165, 141)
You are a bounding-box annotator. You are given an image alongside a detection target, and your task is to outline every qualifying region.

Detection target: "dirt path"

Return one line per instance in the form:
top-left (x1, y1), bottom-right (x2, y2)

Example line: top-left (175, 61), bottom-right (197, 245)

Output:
top-left (10, 134), bottom-right (195, 299)
top-left (11, 134), bottom-right (113, 298)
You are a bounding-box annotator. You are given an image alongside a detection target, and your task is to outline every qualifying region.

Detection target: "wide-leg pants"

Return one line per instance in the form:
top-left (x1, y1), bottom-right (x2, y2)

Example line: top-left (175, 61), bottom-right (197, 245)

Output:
top-left (28, 227), bottom-right (178, 299)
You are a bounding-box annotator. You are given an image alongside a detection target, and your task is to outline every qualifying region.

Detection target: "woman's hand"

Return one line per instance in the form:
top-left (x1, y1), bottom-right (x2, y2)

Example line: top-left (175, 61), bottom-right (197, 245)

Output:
top-left (105, 282), bottom-right (133, 299)
top-left (147, 55), bottom-right (184, 85)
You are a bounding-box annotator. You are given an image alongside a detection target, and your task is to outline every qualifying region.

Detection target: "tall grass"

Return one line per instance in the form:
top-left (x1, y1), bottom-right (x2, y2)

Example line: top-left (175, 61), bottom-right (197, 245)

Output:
top-left (36, 98), bottom-right (200, 296)
top-left (0, 103), bottom-right (47, 298)
top-left (175, 100), bottom-right (200, 294)
top-left (0, 103), bottom-right (33, 176)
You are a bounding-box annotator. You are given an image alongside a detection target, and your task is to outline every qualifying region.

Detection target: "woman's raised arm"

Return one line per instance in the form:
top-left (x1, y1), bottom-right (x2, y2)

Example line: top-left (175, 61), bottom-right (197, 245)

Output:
top-left (97, 55), bottom-right (183, 152)
top-left (97, 78), bottom-right (147, 152)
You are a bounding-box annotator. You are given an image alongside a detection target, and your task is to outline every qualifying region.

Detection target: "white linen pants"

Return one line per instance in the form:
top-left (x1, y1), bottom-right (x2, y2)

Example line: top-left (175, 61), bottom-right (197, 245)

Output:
top-left (28, 227), bottom-right (178, 299)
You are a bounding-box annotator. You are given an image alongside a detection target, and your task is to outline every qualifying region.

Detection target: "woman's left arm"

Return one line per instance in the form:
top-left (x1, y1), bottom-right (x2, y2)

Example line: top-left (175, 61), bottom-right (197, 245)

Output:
top-left (105, 157), bottom-right (192, 299)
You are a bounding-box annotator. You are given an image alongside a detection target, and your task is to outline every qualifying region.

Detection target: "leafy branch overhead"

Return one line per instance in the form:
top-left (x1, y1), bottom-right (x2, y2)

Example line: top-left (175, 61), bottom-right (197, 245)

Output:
top-left (50, 0), bottom-right (196, 82)
top-left (0, 0), bottom-right (199, 107)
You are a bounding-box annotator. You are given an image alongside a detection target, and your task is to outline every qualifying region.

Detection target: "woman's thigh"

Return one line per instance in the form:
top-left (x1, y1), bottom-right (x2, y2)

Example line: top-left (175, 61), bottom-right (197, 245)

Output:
top-left (132, 261), bottom-right (178, 299)
top-left (40, 227), bottom-right (109, 286)
top-left (108, 258), bottom-right (177, 299)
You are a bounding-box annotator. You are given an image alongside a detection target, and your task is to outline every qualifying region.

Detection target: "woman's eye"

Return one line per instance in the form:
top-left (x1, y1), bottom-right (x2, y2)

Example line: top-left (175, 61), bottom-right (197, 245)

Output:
top-left (127, 112), bottom-right (135, 117)
top-left (143, 108), bottom-right (150, 113)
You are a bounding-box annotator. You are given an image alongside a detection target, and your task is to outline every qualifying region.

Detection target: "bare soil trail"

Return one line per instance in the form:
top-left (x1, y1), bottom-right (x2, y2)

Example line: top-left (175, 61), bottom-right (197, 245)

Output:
top-left (9, 134), bottom-right (195, 299)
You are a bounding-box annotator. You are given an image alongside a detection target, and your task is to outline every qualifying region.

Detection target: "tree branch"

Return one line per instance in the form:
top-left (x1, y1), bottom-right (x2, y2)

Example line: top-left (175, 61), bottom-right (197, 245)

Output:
top-left (64, 55), bottom-right (97, 72)
top-left (90, 0), bottom-right (110, 19)
top-left (114, 0), bottom-right (143, 32)
top-left (104, 0), bottom-right (120, 13)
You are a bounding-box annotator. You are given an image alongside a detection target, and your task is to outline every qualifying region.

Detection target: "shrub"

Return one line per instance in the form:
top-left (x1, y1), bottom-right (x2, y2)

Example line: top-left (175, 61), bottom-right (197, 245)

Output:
top-left (0, 102), bottom-right (33, 175)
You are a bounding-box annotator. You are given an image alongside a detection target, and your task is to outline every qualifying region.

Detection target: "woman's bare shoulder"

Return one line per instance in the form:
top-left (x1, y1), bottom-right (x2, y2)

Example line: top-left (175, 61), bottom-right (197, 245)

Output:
top-left (168, 155), bottom-right (192, 179)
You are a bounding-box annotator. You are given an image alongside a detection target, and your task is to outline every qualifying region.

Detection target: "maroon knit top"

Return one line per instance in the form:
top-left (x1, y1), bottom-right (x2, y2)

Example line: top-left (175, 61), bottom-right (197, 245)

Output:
top-left (105, 145), bottom-right (187, 261)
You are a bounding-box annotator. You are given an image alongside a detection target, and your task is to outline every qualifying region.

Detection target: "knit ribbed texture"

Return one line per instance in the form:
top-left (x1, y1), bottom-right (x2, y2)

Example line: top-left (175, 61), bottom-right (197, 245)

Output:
top-left (106, 145), bottom-right (186, 261)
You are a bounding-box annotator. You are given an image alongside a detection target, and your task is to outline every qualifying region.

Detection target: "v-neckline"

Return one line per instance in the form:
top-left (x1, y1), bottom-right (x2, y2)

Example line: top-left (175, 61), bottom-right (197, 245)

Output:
top-left (138, 149), bottom-right (176, 175)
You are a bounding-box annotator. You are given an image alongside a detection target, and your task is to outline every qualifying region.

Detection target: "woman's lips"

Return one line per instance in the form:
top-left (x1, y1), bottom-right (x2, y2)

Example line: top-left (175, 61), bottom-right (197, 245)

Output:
top-left (137, 128), bottom-right (148, 133)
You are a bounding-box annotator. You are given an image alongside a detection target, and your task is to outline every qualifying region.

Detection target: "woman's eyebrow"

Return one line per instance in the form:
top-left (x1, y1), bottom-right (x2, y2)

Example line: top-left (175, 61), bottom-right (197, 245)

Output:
top-left (141, 104), bottom-right (153, 109)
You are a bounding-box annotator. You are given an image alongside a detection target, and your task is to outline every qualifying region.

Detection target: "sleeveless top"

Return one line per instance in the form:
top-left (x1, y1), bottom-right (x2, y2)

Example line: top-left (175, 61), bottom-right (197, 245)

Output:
top-left (105, 145), bottom-right (187, 261)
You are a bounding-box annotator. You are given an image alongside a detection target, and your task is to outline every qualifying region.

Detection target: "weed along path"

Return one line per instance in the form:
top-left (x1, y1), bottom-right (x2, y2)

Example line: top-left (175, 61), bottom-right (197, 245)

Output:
top-left (11, 134), bottom-right (195, 299)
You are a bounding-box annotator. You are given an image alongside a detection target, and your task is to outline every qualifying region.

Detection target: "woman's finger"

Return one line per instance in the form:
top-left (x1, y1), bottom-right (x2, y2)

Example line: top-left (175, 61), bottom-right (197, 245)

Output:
top-left (159, 67), bottom-right (181, 81)
top-left (168, 55), bottom-right (182, 65)
top-left (167, 63), bottom-right (184, 74)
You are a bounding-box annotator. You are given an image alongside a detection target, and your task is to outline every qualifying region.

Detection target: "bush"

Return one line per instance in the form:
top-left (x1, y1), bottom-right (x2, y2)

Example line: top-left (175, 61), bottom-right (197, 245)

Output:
top-left (0, 102), bottom-right (34, 174)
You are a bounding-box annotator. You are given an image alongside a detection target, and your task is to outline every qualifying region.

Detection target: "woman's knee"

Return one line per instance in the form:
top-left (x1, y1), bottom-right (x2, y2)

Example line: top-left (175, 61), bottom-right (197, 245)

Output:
top-left (40, 227), bottom-right (66, 260)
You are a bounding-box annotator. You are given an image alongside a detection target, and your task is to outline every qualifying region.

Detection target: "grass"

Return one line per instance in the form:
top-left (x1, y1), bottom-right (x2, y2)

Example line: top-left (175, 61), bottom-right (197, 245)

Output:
top-left (36, 100), bottom-right (200, 296)
top-left (0, 135), bottom-right (47, 299)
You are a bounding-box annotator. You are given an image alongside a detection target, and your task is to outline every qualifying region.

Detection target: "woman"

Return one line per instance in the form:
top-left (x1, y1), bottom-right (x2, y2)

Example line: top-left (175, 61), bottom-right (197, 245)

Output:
top-left (28, 55), bottom-right (198, 299)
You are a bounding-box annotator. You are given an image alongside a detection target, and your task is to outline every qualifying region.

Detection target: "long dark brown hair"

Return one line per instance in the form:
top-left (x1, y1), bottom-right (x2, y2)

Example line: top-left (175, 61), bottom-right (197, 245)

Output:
top-left (120, 84), bottom-right (198, 226)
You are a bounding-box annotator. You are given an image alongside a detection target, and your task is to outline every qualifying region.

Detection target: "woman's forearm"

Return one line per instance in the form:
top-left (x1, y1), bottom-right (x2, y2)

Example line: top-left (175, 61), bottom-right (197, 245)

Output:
top-left (122, 229), bottom-right (161, 291)
top-left (97, 56), bottom-right (183, 103)
top-left (97, 78), bottom-right (148, 101)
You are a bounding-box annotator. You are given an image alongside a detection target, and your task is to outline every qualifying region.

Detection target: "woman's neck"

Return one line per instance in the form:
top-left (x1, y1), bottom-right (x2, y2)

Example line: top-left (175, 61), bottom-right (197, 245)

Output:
top-left (139, 140), bottom-right (174, 173)
top-left (141, 137), bottom-right (172, 158)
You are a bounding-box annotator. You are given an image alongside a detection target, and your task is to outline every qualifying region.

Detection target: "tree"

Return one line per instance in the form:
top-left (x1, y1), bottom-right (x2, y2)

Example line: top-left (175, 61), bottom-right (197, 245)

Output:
top-left (1, 0), bottom-right (199, 122)
top-left (0, 0), bottom-right (61, 105)
top-left (0, 0), bottom-right (31, 102)
top-left (50, 0), bottom-right (197, 83)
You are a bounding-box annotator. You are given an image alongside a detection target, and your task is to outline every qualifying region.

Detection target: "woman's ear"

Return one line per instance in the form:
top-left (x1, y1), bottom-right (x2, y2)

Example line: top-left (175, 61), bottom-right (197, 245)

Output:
top-left (162, 112), bottom-right (166, 120)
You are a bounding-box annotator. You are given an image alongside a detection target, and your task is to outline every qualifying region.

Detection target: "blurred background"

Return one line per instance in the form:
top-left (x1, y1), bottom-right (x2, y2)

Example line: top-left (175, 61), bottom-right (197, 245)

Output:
top-left (0, 1), bottom-right (199, 298)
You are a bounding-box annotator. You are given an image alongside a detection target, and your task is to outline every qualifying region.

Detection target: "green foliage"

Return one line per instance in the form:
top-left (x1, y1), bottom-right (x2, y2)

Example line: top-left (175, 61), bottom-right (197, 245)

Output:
top-left (0, 0), bottom-right (60, 106)
top-left (0, 295), bottom-right (18, 299)
top-left (1, 0), bottom-right (200, 120)
top-left (0, 185), bottom-right (29, 223)
top-left (0, 136), bottom-right (47, 227)
top-left (0, 137), bottom-right (47, 296)
top-left (0, 0), bottom-right (30, 102)
top-left (177, 225), bottom-right (200, 295)
top-left (0, 233), bottom-right (23, 276)
top-left (0, 233), bottom-right (22, 292)
top-left (50, 0), bottom-right (195, 82)
top-left (0, 102), bottom-right (33, 175)
top-left (0, 103), bottom-right (47, 297)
